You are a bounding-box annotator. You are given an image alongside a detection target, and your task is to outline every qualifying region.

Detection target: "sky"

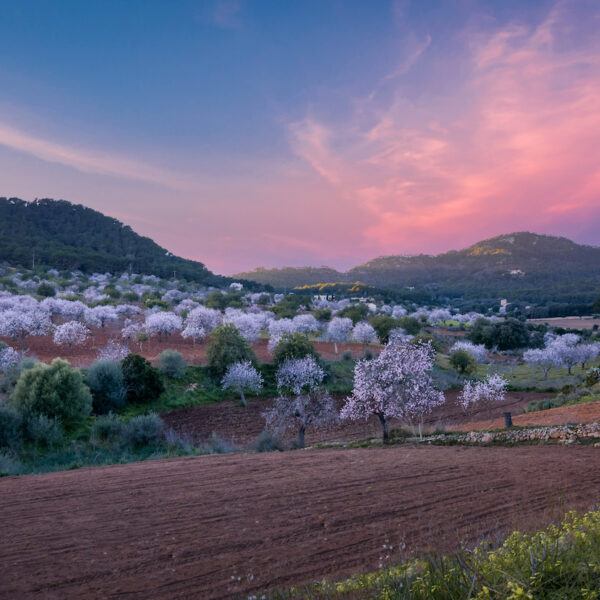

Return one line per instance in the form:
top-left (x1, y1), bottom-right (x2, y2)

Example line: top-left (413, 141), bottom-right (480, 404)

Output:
top-left (1, 0), bottom-right (600, 275)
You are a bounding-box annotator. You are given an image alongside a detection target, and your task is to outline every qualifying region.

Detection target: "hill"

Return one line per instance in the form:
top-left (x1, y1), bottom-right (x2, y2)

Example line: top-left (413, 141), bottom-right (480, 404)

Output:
top-left (0, 197), bottom-right (229, 285)
top-left (235, 233), bottom-right (600, 303)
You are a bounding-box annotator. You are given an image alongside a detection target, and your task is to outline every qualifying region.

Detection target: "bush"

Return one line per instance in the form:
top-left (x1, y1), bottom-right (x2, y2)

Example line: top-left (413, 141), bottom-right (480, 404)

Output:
top-left (122, 414), bottom-right (164, 447)
top-left (157, 350), bottom-right (187, 378)
top-left (203, 431), bottom-right (236, 454)
top-left (369, 315), bottom-right (410, 343)
top-left (86, 360), bottom-right (126, 414)
top-left (364, 348), bottom-right (374, 360)
top-left (469, 317), bottom-right (530, 350)
top-left (10, 358), bottom-right (92, 426)
top-left (449, 349), bottom-right (477, 375)
top-left (206, 324), bottom-right (256, 377)
top-left (36, 282), bottom-right (56, 297)
top-left (121, 354), bottom-right (164, 404)
top-left (272, 332), bottom-right (321, 368)
top-left (0, 357), bottom-right (38, 395)
top-left (0, 405), bottom-right (22, 449)
top-left (337, 303), bottom-right (369, 325)
top-left (0, 451), bottom-right (22, 476)
top-left (24, 414), bottom-right (64, 447)
top-left (90, 413), bottom-right (124, 445)
top-left (255, 429), bottom-right (284, 452)
top-left (122, 291), bottom-right (140, 302)
top-left (341, 350), bottom-right (353, 361)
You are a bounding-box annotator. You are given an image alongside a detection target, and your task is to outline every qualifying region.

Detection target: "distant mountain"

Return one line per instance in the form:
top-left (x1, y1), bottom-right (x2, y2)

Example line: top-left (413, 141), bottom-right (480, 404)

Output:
top-left (235, 233), bottom-right (600, 303)
top-left (0, 197), bottom-right (229, 285)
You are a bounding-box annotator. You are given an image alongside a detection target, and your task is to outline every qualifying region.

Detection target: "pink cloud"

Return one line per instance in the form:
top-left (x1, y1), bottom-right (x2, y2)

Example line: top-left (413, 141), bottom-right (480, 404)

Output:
top-left (286, 2), bottom-right (600, 258)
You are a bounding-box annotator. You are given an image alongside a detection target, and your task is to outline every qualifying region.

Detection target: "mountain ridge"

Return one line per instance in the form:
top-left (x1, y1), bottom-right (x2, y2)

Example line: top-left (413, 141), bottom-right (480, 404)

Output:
top-left (0, 197), bottom-right (235, 286)
top-left (234, 232), bottom-right (600, 302)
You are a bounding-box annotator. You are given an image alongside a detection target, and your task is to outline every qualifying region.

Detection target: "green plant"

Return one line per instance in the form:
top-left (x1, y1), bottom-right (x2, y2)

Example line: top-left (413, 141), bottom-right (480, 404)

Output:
top-left (157, 350), bottom-right (187, 378)
top-left (86, 360), bottom-right (127, 414)
top-left (122, 414), bottom-right (164, 447)
top-left (10, 358), bottom-right (92, 426)
top-left (90, 413), bottom-right (125, 445)
top-left (449, 349), bottom-right (477, 375)
top-left (206, 324), bottom-right (256, 377)
top-left (255, 429), bottom-right (284, 452)
top-left (121, 354), bottom-right (164, 404)
top-left (0, 357), bottom-right (38, 395)
top-left (272, 332), bottom-right (321, 367)
top-left (0, 405), bottom-right (22, 450)
top-left (342, 349), bottom-right (353, 361)
top-left (36, 282), bottom-right (56, 297)
top-left (24, 414), bottom-right (64, 447)
top-left (0, 451), bottom-right (22, 476)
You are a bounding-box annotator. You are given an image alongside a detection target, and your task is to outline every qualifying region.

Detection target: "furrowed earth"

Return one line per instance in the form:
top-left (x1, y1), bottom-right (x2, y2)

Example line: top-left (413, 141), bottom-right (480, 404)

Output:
top-left (2, 445), bottom-right (600, 600)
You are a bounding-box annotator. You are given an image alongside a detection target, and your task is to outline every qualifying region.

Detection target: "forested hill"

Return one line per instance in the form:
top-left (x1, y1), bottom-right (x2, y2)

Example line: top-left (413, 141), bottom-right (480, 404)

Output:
top-left (234, 233), bottom-right (600, 303)
top-left (0, 197), bottom-right (228, 285)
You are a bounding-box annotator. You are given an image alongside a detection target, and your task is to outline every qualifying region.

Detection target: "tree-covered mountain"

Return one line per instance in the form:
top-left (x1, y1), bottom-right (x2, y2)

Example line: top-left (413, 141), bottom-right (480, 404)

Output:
top-left (0, 197), bottom-right (230, 285)
top-left (235, 233), bottom-right (600, 303)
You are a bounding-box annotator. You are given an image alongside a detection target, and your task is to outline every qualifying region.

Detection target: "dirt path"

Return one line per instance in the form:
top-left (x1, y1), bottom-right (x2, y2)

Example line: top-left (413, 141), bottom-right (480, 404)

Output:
top-left (2, 445), bottom-right (600, 599)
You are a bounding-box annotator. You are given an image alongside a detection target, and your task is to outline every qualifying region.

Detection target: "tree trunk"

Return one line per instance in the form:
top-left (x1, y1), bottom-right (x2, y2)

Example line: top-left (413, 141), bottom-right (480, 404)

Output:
top-left (240, 388), bottom-right (247, 407)
top-left (378, 413), bottom-right (389, 443)
top-left (297, 424), bottom-right (306, 448)
top-left (418, 421), bottom-right (423, 441)
top-left (334, 341), bottom-right (338, 354)
top-left (568, 365), bottom-right (572, 375)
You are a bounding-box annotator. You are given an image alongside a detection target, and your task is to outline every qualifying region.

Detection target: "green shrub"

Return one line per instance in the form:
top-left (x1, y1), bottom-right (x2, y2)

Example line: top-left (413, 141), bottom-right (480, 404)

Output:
top-left (585, 367), bottom-right (600, 387)
top-left (122, 414), bottom-right (164, 447)
top-left (341, 350), bottom-right (353, 361)
top-left (337, 303), bottom-right (369, 325)
top-left (121, 354), bottom-right (164, 404)
top-left (86, 360), bottom-right (126, 414)
top-left (10, 358), bottom-right (92, 426)
top-left (449, 349), bottom-right (477, 375)
top-left (122, 291), bottom-right (140, 302)
top-left (90, 413), bottom-right (124, 445)
top-left (36, 282), bottom-right (56, 297)
top-left (0, 405), bottom-right (22, 449)
top-left (0, 357), bottom-right (38, 395)
top-left (272, 332), bottom-right (321, 367)
top-left (157, 350), bottom-right (187, 378)
top-left (24, 414), bottom-right (64, 447)
top-left (0, 451), bottom-right (22, 476)
top-left (203, 431), bottom-right (236, 454)
top-left (206, 324), bottom-right (256, 377)
top-left (364, 348), bottom-right (374, 360)
top-left (255, 429), bottom-right (284, 452)
top-left (369, 315), bottom-right (407, 343)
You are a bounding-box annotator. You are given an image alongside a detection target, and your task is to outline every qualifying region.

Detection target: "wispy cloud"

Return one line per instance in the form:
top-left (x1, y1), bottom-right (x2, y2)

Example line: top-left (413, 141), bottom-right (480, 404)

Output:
top-left (0, 121), bottom-right (194, 191)
top-left (286, 2), bottom-right (600, 255)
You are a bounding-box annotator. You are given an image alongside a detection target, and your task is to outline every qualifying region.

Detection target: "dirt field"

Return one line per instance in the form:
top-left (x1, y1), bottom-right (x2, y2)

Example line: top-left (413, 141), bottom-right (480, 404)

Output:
top-left (163, 390), bottom-right (548, 448)
top-left (0, 327), bottom-right (373, 368)
top-left (2, 445), bottom-right (600, 599)
top-left (456, 399), bottom-right (600, 431)
top-left (527, 316), bottom-right (600, 330)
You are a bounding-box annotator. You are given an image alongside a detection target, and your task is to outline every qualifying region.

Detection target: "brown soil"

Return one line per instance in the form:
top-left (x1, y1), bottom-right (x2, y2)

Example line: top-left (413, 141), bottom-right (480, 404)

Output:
top-left (0, 328), bottom-right (375, 368)
top-left (455, 399), bottom-right (600, 431)
top-left (2, 445), bottom-right (600, 599)
top-left (163, 390), bottom-right (548, 448)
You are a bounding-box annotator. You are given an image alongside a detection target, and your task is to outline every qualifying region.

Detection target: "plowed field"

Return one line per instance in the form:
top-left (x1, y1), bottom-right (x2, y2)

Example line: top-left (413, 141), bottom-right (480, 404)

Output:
top-left (163, 390), bottom-right (547, 448)
top-left (456, 399), bottom-right (600, 431)
top-left (2, 445), bottom-right (599, 599)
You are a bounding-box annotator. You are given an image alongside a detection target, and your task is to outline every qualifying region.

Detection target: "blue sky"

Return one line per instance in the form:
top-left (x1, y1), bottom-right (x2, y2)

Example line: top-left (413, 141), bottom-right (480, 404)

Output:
top-left (1, 1), bottom-right (599, 273)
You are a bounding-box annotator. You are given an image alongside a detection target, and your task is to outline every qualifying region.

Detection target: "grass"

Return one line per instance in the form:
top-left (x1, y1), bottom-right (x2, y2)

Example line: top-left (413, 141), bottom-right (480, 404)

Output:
top-left (266, 508), bottom-right (600, 599)
top-left (119, 360), bottom-right (356, 418)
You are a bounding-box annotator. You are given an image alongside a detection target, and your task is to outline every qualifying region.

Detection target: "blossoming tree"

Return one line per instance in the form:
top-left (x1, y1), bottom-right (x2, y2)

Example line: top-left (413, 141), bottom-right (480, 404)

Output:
top-left (221, 360), bottom-right (263, 406)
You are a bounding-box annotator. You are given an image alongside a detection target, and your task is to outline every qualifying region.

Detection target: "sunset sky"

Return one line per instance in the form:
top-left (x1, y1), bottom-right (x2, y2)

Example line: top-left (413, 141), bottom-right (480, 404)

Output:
top-left (1, 0), bottom-right (599, 274)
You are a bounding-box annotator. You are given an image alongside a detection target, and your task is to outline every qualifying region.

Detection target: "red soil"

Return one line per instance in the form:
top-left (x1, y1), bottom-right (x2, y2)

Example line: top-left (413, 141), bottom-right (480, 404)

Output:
top-left (163, 390), bottom-right (547, 449)
top-left (0, 327), bottom-right (374, 368)
top-left (455, 399), bottom-right (600, 431)
top-left (2, 445), bottom-right (600, 599)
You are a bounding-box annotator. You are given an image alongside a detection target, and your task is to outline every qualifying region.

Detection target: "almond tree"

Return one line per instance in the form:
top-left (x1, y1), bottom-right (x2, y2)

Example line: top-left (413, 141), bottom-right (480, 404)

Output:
top-left (0, 308), bottom-right (52, 349)
top-left (145, 311), bottom-right (183, 342)
top-left (84, 305), bottom-right (119, 330)
top-left (221, 360), bottom-right (263, 406)
top-left (325, 317), bottom-right (353, 354)
top-left (459, 373), bottom-right (507, 422)
top-left (0, 345), bottom-right (21, 371)
top-left (351, 321), bottom-right (378, 354)
top-left (523, 347), bottom-right (560, 378)
top-left (341, 341), bottom-right (443, 442)
top-left (262, 356), bottom-right (337, 448)
top-left (53, 320), bottom-right (89, 354)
